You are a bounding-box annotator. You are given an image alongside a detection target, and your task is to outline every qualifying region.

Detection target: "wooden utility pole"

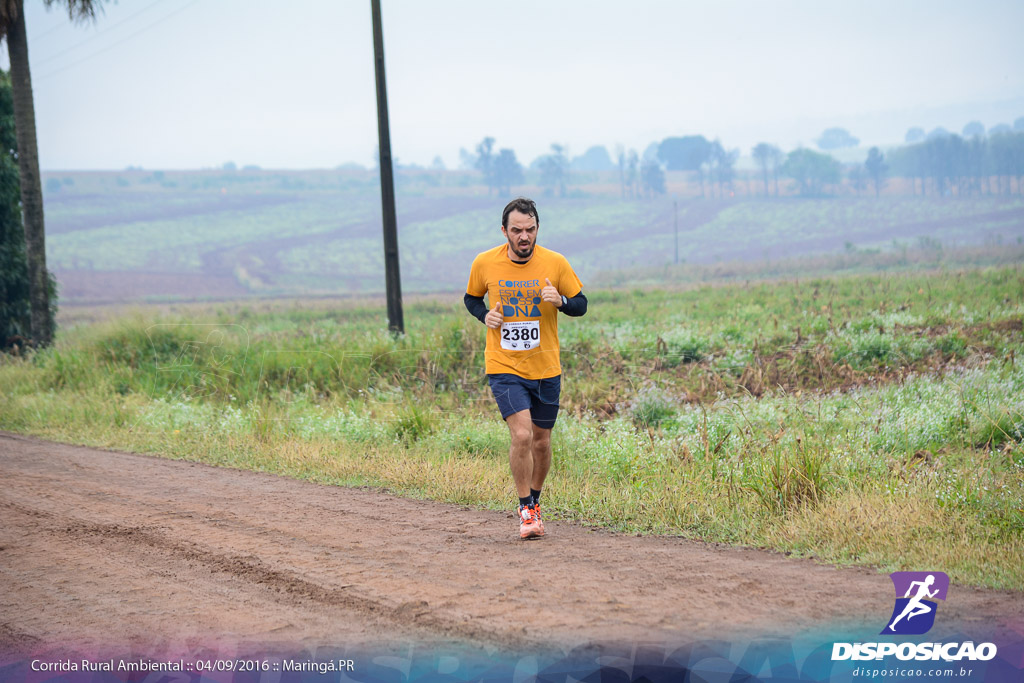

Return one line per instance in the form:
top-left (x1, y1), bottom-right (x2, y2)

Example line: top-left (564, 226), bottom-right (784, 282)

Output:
top-left (371, 0), bottom-right (403, 334)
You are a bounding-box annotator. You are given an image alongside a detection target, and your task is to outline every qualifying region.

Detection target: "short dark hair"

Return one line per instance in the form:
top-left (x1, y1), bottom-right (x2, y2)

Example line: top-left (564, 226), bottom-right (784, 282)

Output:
top-left (501, 197), bottom-right (539, 229)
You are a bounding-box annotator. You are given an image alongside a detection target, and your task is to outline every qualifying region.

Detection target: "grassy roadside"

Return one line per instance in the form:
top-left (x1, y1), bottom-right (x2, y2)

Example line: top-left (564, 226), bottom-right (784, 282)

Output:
top-left (2, 263), bottom-right (1023, 590)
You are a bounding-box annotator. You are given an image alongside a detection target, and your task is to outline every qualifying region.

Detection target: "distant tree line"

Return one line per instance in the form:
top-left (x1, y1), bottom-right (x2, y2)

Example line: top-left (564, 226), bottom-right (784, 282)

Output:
top-left (536, 144), bottom-right (569, 197)
top-left (471, 137), bottom-right (524, 196)
top-left (456, 117), bottom-right (1023, 200)
top-left (888, 131), bottom-right (1024, 197)
top-left (656, 136), bottom-right (738, 198)
top-left (461, 137), bottom-right (669, 199)
top-left (657, 126), bottom-right (1024, 198)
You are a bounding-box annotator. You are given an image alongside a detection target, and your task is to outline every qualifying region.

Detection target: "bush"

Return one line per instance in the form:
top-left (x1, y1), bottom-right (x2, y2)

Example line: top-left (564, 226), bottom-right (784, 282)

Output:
top-left (937, 332), bottom-right (968, 357)
top-left (626, 383), bottom-right (676, 428)
top-left (391, 403), bottom-right (436, 443)
top-left (659, 327), bottom-right (707, 366)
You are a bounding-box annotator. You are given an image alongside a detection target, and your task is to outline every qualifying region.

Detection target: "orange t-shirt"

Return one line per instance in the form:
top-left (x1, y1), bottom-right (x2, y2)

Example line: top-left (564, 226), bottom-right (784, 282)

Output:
top-left (466, 244), bottom-right (583, 379)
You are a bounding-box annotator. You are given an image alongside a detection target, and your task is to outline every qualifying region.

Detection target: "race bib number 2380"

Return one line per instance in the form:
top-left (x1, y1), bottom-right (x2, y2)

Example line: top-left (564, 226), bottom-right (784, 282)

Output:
top-left (500, 320), bottom-right (540, 351)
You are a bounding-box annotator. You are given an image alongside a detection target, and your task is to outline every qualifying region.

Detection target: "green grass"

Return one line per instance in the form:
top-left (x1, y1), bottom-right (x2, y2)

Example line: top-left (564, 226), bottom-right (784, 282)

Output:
top-left (2, 264), bottom-right (1023, 589)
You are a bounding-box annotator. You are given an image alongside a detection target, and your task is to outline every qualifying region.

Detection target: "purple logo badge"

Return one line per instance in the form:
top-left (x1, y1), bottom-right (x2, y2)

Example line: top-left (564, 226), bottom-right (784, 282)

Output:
top-left (881, 571), bottom-right (949, 635)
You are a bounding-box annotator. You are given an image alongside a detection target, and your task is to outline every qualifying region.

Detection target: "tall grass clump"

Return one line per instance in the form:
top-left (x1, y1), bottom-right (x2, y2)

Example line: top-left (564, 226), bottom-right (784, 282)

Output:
top-left (746, 443), bottom-right (834, 513)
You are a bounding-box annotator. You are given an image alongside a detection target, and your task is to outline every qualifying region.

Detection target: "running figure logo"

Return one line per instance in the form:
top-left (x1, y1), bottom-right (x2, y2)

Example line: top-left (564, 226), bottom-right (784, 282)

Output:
top-left (882, 571), bottom-right (949, 635)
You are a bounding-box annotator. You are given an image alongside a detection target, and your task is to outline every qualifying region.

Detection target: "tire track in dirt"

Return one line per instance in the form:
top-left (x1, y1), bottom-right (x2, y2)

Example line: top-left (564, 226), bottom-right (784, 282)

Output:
top-left (52, 513), bottom-right (527, 650)
top-left (1, 431), bottom-right (1021, 659)
top-left (0, 496), bottom-right (463, 658)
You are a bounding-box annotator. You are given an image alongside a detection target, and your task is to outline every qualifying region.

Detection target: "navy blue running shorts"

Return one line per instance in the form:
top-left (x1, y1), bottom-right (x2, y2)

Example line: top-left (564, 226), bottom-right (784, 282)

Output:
top-left (487, 373), bottom-right (561, 429)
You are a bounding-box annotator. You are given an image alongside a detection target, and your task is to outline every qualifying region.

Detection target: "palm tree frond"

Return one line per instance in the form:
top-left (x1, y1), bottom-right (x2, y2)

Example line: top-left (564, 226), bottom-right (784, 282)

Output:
top-left (42, 0), bottom-right (104, 24)
top-left (0, 0), bottom-right (21, 34)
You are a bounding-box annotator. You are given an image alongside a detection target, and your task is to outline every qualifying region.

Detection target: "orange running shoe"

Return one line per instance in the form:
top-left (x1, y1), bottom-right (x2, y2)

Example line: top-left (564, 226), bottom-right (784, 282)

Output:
top-left (534, 502), bottom-right (545, 535)
top-left (519, 504), bottom-right (543, 539)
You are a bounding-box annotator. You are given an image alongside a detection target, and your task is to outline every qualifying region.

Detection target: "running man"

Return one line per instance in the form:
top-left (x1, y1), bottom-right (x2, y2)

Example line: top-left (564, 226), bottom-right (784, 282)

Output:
top-left (464, 197), bottom-right (588, 539)
top-left (888, 574), bottom-right (939, 631)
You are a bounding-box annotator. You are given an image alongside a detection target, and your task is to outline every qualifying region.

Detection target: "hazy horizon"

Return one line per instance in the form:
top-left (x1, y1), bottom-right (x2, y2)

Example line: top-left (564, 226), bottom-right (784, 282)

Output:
top-left (6, 0), bottom-right (1023, 171)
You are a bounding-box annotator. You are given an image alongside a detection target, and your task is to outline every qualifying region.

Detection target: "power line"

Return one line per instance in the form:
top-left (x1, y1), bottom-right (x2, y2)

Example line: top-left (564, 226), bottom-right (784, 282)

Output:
top-left (36, 0), bottom-right (200, 81)
top-left (29, 19), bottom-right (70, 42)
top-left (33, 0), bottom-right (170, 67)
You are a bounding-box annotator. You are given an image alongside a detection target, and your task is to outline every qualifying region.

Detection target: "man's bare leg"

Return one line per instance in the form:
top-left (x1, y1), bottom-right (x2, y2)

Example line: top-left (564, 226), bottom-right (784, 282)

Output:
top-left (506, 409), bottom-right (534, 499)
top-left (530, 424), bottom-right (552, 492)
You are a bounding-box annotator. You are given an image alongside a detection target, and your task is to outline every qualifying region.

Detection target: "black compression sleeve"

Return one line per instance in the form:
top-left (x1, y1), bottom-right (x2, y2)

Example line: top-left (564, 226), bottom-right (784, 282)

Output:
top-left (560, 292), bottom-right (588, 317)
top-left (464, 292), bottom-right (488, 324)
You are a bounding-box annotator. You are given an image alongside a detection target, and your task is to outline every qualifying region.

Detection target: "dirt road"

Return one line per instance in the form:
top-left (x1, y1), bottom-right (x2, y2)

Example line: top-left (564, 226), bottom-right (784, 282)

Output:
top-left (1, 431), bottom-right (1021, 663)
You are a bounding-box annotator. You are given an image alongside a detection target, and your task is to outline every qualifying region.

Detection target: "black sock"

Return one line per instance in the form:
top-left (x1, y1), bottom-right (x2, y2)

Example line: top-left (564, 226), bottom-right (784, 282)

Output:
top-left (519, 496), bottom-right (533, 508)
top-left (531, 489), bottom-right (541, 504)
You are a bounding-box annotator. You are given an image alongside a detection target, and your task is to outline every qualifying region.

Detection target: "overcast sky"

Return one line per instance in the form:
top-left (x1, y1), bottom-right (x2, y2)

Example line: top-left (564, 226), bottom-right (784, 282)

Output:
top-left (7, 0), bottom-right (1024, 170)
